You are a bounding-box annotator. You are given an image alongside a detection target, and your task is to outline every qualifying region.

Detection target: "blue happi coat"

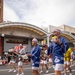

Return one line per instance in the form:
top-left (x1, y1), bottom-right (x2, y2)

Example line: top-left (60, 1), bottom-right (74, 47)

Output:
top-left (47, 37), bottom-right (69, 65)
top-left (30, 45), bottom-right (41, 67)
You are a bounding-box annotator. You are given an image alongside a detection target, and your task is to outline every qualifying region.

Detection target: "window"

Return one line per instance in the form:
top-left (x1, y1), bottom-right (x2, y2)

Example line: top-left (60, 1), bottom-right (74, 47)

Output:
top-left (6, 38), bottom-right (28, 44)
top-left (71, 33), bottom-right (75, 36)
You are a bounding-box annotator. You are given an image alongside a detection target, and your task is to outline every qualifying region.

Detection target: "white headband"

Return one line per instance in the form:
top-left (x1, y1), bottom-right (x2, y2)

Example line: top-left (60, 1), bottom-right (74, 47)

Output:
top-left (32, 38), bottom-right (38, 43)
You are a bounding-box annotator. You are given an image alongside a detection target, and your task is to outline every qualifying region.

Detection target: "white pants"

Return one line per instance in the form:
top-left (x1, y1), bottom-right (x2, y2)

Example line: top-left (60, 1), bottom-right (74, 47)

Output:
top-left (10, 60), bottom-right (15, 63)
top-left (32, 67), bottom-right (39, 70)
top-left (49, 58), bottom-right (53, 63)
top-left (40, 60), bottom-right (47, 64)
top-left (64, 61), bottom-right (70, 65)
top-left (53, 64), bottom-right (64, 71)
top-left (18, 61), bottom-right (23, 66)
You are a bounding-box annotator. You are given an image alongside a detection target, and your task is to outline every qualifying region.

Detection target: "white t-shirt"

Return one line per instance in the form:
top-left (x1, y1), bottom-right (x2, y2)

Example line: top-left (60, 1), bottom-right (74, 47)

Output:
top-left (19, 48), bottom-right (26, 55)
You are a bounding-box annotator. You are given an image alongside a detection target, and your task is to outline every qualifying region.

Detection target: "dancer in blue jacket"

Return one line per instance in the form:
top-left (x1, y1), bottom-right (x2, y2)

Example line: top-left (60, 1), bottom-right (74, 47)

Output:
top-left (48, 29), bottom-right (69, 75)
top-left (27, 38), bottom-right (41, 75)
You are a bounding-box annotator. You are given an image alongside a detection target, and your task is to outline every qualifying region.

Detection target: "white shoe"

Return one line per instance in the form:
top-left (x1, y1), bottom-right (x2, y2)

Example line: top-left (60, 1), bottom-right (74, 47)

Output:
top-left (46, 70), bottom-right (49, 73)
top-left (20, 73), bottom-right (24, 75)
top-left (13, 70), bottom-right (16, 72)
top-left (69, 73), bottom-right (72, 75)
top-left (40, 70), bottom-right (43, 73)
top-left (66, 68), bottom-right (68, 70)
top-left (8, 69), bottom-right (13, 72)
top-left (64, 74), bottom-right (66, 75)
top-left (16, 73), bottom-right (20, 75)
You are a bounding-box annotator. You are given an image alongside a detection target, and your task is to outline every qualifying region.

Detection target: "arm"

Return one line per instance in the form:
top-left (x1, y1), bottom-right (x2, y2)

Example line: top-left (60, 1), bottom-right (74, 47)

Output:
top-left (32, 47), bottom-right (40, 58)
top-left (62, 38), bottom-right (69, 53)
top-left (47, 43), bottom-right (53, 55)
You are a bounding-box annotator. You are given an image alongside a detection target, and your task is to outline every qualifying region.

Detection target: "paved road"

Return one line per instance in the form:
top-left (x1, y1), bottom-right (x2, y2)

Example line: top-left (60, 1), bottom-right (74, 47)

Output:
top-left (0, 62), bottom-right (75, 75)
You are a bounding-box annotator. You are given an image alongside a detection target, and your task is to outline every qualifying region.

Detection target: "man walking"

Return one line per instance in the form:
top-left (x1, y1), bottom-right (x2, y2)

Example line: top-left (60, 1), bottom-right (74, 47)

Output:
top-left (27, 38), bottom-right (41, 75)
top-left (48, 29), bottom-right (69, 75)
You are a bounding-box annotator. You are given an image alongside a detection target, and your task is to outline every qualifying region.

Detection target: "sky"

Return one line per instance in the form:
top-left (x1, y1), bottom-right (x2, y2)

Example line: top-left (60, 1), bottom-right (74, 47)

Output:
top-left (4, 0), bottom-right (75, 27)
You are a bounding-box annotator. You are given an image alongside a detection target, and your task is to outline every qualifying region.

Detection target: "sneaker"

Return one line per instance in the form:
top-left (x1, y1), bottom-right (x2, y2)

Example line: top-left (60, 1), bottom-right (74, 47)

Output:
top-left (66, 68), bottom-right (68, 70)
top-left (40, 70), bottom-right (43, 73)
top-left (8, 69), bottom-right (13, 72)
top-left (20, 73), bottom-right (24, 75)
top-left (13, 70), bottom-right (16, 72)
top-left (16, 73), bottom-right (20, 75)
top-left (69, 73), bottom-right (72, 75)
top-left (64, 74), bottom-right (66, 75)
top-left (46, 70), bottom-right (49, 73)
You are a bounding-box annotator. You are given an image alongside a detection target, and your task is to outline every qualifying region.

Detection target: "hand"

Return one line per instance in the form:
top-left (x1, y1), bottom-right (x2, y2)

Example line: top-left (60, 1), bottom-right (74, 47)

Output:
top-left (56, 39), bottom-right (61, 44)
top-left (26, 54), bottom-right (31, 56)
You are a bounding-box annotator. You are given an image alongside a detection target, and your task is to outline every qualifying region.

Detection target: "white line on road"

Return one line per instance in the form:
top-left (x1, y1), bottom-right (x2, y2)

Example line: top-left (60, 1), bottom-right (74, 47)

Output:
top-left (0, 67), bottom-right (31, 71)
top-left (44, 69), bottom-right (75, 75)
top-left (44, 64), bottom-right (75, 75)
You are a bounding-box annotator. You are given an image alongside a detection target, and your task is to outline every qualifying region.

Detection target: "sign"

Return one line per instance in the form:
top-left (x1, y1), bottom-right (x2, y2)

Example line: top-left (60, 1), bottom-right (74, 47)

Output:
top-left (6, 38), bottom-right (28, 44)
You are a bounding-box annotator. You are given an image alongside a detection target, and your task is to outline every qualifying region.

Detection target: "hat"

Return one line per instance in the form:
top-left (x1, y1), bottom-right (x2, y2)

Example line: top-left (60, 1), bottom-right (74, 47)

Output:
top-left (19, 44), bottom-right (22, 46)
top-left (53, 29), bottom-right (61, 33)
top-left (32, 38), bottom-right (38, 43)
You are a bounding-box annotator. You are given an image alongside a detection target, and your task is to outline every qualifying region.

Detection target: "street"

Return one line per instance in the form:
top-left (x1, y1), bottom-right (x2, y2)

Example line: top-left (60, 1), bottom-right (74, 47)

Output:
top-left (0, 62), bottom-right (75, 75)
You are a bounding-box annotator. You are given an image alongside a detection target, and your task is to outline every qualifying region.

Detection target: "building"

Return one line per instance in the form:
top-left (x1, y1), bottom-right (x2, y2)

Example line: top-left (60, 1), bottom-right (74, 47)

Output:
top-left (0, 0), bottom-right (3, 23)
top-left (44, 25), bottom-right (75, 46)
top-left (0, 22), bottom-right (48, 55)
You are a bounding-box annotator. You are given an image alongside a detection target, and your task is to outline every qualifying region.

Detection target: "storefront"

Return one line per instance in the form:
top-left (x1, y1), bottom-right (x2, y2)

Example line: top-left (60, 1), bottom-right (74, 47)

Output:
top-left (0, 22), bottom-right (75, 55)
top-left (0, 22), bottom-right (48, 55)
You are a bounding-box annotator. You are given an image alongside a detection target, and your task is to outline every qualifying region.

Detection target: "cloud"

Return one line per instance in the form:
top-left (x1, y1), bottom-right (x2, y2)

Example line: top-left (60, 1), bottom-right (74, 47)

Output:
top-left (3, 1), bottom-right (19, 22)
top-left (4, 0), bottom-right (75, 27)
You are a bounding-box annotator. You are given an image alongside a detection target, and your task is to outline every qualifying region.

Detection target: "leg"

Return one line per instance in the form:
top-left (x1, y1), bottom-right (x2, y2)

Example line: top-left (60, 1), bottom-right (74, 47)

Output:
top-left (17, 61), bottom-right (23, 74)
top-left (55, 70), bottom-right (62, 75)
top-left (64, 64), bottom-right (67, 75)
top-left (67, 65), bottom-right (72, 74)
top-left (36, 70), bottom-right (40, 75)
top-left (40, 63), bottom-right (44, 73)
top-left (18, 66), bottom-right (21, 74)
top-left (44, 60), bottom-right (49, 73)
top-left (45, 64), bottom-right (48, 70)
top-left (55, 64), bottom-right (63, 75)
top-left (8, 62), bottom-right (12, 69)
top-left (32, 69), bottom-right (37, 75)
top-left (8, 61), bottom-right (13, 72)
top-left (21, 66), bottom-right (24, 74)
top-left (13, 63), bottom-right (16, 70)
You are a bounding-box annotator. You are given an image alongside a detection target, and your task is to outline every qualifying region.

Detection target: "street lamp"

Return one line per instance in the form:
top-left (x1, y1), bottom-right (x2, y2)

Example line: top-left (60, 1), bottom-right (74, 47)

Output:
top-left (1, 34), bottom-right (5, 37)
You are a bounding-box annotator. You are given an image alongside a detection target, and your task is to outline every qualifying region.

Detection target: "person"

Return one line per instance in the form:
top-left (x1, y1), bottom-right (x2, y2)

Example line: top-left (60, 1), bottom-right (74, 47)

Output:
top-left (16, 45), bottom-right (27, 75)
top-left (40, 44), bottom-right (49, 73)
top-left (47, 29), bottom-right (69, 75)
top-left (16, 57), bottom-right (24, 75)
top-left (64, 47), bottom-right (72, 75)
top-left (8, 49), bottom-right (16, 73)
top-left (70, 47), bottom-right (75, 65)
top-left (26, 38), bottom-right (41, 75)
top-left (13, 44), bottom-right (23, 63)
top-left (48, 53), bottom-right (53, 68)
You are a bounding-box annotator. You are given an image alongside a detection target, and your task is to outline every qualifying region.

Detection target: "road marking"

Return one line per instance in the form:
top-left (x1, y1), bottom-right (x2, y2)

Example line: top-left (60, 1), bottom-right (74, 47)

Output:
top-left (44, 63), bottom-right (75, 75)
top-left (0, 67), bottom-right (31, 71)
top-left (44, 69), bottom-right (75, 75)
